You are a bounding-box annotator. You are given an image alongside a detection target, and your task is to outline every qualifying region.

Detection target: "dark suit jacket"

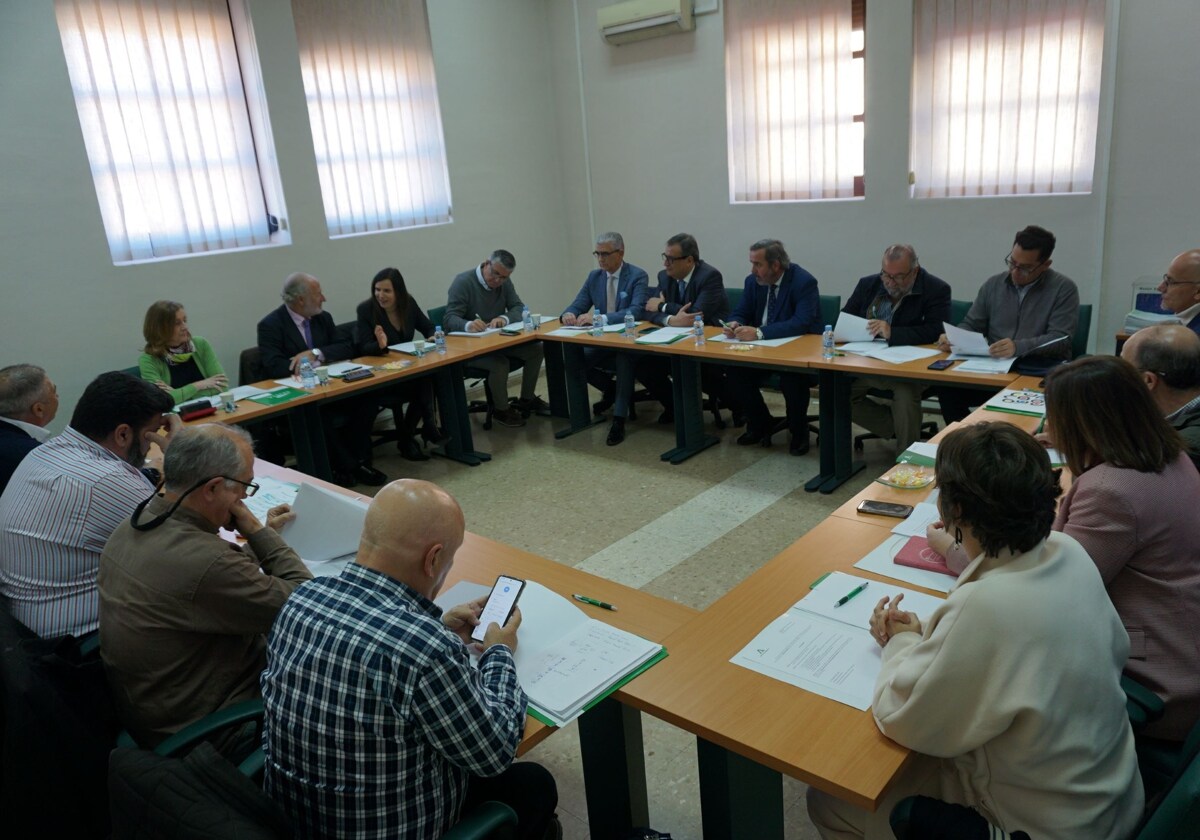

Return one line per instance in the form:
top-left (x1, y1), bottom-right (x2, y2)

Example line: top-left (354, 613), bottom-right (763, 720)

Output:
top-left (729, 264), bottom-right (822, 339)
top-left (648, 260), bottom-right (730, 327)
top-left (0, 420), bottom-right (39, 496)
top-left (842, 268), bottom-right (952, 346)
top-left (353, 298), bottom-right (436, 356)
top-left (256, 305), bottom-right (354, 379)
top-left (1187, 312), bottom-right (1200, 337)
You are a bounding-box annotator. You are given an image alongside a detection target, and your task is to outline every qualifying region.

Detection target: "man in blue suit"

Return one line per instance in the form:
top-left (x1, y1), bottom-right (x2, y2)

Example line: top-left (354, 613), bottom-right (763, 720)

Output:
top-left (561, 232), bottom-right (649, 446)
top-left (723, 238), bottom-right (822, 455)
top-left (0, 364), bottom-right (58, 496)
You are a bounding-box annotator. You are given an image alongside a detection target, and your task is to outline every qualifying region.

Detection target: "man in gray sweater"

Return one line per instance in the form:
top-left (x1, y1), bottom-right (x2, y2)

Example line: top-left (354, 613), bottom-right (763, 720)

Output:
top-left (444, 250), bottom-right (547, 427)
top-left (937, 225), bottom-right (1080, 421)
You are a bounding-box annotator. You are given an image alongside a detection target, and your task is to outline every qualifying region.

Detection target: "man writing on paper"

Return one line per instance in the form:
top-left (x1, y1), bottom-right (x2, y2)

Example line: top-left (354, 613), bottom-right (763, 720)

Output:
top-left (559, 232), bottom-right (649, 446)
top-left (936, 225), bottom-right (1080, 422)
top-left (262, 479), bottom-right (560, 840)
top-left (637, 233), bottom-right (730, 425)
top-left (444, 250), bottom-right (548, 428)
top-left (99, 425), bottom-right (311, 751)
top-left (0, 364), bottom-right (58, 495)
top-left (1120, 323), bottom-right (1200, 468)
top-left (843, 245), bottom-right (951, 452)
top-left (723, 238), bottom-right (822, 455)
top-left (1156, 249), bottom-right (1200, 336)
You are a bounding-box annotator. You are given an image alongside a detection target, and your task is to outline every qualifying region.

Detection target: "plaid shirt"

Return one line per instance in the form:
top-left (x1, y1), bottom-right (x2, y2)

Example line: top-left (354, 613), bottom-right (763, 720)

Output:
top-left (262, 563), bottom-right (526, 838)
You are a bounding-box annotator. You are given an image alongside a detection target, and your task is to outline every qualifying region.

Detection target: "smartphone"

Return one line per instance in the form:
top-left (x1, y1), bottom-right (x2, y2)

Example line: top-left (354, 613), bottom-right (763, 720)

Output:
top-left (638, 325), bottom-right (659, 334)
top-left (857, 500), bottom-right (915, 519)
top-left (927, 359), bottom-right (956, 371)
top-left (471, 575), bottom-right (526, 642)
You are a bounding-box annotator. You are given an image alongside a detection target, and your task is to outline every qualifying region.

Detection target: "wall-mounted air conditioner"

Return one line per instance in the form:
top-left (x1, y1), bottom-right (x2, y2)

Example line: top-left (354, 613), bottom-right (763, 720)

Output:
top-left (598, 0), bottom-right (695, 45)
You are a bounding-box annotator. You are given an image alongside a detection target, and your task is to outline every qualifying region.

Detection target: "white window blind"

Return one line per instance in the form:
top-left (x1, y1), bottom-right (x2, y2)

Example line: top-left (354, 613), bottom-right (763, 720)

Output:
top-left (55, 0), bottom-right (281, 264)
top-left (910, 0), bottom-right (1106, 198)
top-left (291, 0), bottom-right (453, 237)
top-left (725, 0), bottom-right (862, 202)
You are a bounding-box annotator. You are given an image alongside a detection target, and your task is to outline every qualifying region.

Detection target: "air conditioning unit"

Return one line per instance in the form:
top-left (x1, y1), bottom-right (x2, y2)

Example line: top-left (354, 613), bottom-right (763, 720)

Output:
top-left (598, 0), bottom-right (694, 45)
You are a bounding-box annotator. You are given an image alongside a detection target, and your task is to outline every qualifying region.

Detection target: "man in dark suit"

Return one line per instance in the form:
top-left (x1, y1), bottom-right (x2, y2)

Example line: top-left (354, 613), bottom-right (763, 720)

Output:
top-left (257, 273), bottom-right (385, 487)
top-left (723, 238), bottom-right (822, 455)
top-left (1158, 249), bottom-right (1200, 336)
top-left (843, 244), bottom-right (951, 452)
top-left (0, 364), bottom-right (58, 496)
top-left (560, 232), bottom-right (649, 445)
top-left (638, 233), bottom-right (730, 424)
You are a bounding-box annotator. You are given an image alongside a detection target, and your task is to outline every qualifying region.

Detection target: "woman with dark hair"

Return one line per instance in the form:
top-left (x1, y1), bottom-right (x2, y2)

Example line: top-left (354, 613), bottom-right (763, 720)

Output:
top-left (1042, 355), bottom-right (1200, 743)
top-left (139, 301), bottom-right (227, 403)
top-left (809, 423), bottom-right (1142, 839)
top-left (354, 268), bottom-right (443, 460)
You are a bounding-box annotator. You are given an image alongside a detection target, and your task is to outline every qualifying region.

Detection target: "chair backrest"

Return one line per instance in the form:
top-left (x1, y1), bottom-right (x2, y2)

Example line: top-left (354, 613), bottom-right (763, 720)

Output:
top-left (427, 305), bottom-right (447, 329)
top-left (121, 366), bottom-right (140, 378)
top-left (950, 298), bottom-right (972, 325)
top-left (1073, 303), bottom-right (1093, 358)
top-left (818, 294), bottom-right (841, 328)
top-left (238, 347), bottom-right (264, 386)
top-left (724, 287), bottom-right (743, 312)
top-left (1136, 742), bottom-right (1200, 838)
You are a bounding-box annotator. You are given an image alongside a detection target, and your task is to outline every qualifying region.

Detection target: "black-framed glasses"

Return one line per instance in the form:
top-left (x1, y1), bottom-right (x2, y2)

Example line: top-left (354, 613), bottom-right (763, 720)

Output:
top-left (661, 253), bottom-right (691, 264)
top-left (220, 475), bottom-right (260, 496)
top-left (592, 250), bottom-right (620, 258)
top-left (1004, 255), bottom-right (1046, 275)
top-left (1161, 274), bottom-right (1200, 288)
top-left (880, 265), bottom-right (916, 283)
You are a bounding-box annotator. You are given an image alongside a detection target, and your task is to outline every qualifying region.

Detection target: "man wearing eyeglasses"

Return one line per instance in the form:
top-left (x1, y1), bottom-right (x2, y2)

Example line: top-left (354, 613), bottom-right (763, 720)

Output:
top-left (1157, 250), bottom-right (1200, 336)
top-left (936, 225), bottom-right (1079, 422)
top-left (99, 424), bottom-right (312, 751)
top-left (560, 232), bottom-right (649, 445)
top-left (844, 244), bottom-right (951, 452)
top-left (1120, 324), bottom-right (1200, 469)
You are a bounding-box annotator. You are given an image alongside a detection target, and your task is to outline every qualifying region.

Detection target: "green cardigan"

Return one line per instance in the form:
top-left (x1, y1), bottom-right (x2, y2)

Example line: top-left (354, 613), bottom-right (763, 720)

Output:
top-left (138, 336), bottom-right (225, 403)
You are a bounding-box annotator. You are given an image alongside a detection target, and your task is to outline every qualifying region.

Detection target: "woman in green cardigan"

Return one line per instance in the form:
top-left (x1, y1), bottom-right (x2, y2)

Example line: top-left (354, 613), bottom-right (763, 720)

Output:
top-left (139, 300), bottom-right (228, 403)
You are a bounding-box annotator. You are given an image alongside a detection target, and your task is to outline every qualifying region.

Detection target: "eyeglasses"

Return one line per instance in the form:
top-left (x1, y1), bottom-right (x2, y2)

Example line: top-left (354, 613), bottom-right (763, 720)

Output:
top-left (220, 475), bottom-right (260, 496)
top-left (1161, 274), bottom-right (1200, 288)
top-left (661, 253), bottom-right (691, 264)
top-left (593, 250), bottom-right (620, 259)
top-left (880, 266), bottom-right (915, 283)
top-left (486, 263), bottom-right (511, 281)
top-left (1004, 255), bottom-right (1047, 275)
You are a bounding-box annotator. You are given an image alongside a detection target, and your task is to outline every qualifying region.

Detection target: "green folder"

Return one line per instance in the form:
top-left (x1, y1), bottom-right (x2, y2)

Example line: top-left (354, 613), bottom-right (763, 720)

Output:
top-left (895, 449), bottom-right (936, 467)
top-left (248, 386), bottom-right (308, 406)
top-left (525, 646), bottom-right (668, 727)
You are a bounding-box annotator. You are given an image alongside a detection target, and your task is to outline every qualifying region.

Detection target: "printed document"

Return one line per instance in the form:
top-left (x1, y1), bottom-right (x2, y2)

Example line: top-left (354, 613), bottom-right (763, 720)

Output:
top-left (833, 312), bottom-right (876, 343)
top-left (277, 483), bottom-right (368, 575)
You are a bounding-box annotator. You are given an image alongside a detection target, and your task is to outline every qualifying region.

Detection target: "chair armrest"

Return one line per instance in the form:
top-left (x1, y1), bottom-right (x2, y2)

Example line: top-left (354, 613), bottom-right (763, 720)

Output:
top-left (442, 801), bottom-right (517, 840)
top-left (1123, 674), bottom-right (1166, 726)
top-left (153, 698), bottom-right (265, 758)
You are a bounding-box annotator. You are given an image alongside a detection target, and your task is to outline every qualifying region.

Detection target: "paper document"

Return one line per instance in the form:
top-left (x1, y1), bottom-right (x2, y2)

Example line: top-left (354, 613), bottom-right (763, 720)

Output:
top-left (387, 341), bottom-right (426, 355)
top-left (854, 534), bottom-right (956, 594)
top-left (731, 572), bottom-right (945, 709)
top-left (242, 475), bottom-right (300, 524)
top-left (227, 385), bottom-right (270, 401)
top-left (545, 326), bottom-right (594, 337)
top-left (896, 441), bottom-right (940, 467)
top-left (710, 334), bottom-right (799, 348)
top-left (943, 323), bottom-right (993, 357)
top-left (603, 321), bottom-right (639, 333)
top-left (834, 312), bottom-right (876, 343)
top-left (277, 483), bottom-right (368, 575)
top-left (841, 344), bottom-right (940, 364)
top-left (635, 327), bottom-right (693, 345)
top-left (890, 500), bottom-right (942, 538)
top-left (449, 328), bottom-right (503, 337)
top-left (951, 356), bottom-right (1016, 374)
top-left (982, 388), bottom-right (1046, 417)
top-left (325, 362), bottom-right (370, 377)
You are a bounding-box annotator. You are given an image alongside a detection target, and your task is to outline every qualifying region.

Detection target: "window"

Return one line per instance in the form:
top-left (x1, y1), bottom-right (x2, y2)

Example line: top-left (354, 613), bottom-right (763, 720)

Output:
top-left (55, 0), bottom-right (286, 264)
top-left (910, 0), bottom-right (1106, 198)
top-left (291, 0), bottom-right (453, 238)
top-left (725, 0), bottom-right (864, 203)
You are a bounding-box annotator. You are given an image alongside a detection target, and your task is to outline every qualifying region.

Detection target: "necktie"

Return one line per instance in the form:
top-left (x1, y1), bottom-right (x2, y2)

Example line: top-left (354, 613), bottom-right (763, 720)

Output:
top-left (678, 280), bottom-right (687, 303)
top-left (302, 318), bottom-right (313, 349)
top-left (765, 283), bottom-right (777, 326)
top-left (607, 274), bottom-right (618, 313)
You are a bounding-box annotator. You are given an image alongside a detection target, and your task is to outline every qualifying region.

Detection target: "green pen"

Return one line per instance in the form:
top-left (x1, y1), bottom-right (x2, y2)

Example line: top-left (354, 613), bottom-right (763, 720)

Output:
top-left (1035, 416), bottom-right (1046, 434)
top-left (572, 594), bottom-right (617, 612)
top-left (833, 581), bottom-right (869, 608)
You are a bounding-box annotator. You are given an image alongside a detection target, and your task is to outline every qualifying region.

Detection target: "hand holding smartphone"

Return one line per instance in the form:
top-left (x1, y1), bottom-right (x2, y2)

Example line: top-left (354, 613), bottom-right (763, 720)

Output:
top-left (471, 575), bottom-right (526, 642)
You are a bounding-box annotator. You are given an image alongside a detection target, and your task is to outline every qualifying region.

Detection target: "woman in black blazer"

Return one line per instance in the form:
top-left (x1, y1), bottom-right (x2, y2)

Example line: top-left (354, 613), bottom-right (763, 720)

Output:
top-left (354, 267), bottom-right (443, 460)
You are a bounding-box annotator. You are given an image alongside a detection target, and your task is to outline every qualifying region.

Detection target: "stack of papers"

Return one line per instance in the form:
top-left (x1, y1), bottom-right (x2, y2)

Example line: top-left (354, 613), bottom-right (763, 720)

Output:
top-left (839, 343), bottom-right (940, 364)
top-left (277, 483), bottom-right (369, 576)
top-left (982, 389), bottom-right (1046, 417)
top-left (899, 439), bottom-right (1064, 468)
top-left (449, 327), bottom-right (503, 337)
top-left (326, 362), bottom-right (371, 377)
top-left (635, 327), bottom-right (693, 345)
top-left (731, 571), bottom-right (944, 709)
top-left (943, 323), bottom-right (1016, 373)
top-left (710, 334), bottom-right (799, 348)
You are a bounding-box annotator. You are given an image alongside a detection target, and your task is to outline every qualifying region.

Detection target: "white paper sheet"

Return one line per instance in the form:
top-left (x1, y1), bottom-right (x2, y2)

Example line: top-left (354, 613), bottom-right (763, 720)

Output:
top-left (326, 362), bottom-right (370, 377)
top-left (277, 483), bottom-right (368, 571)
top-left (710, 334), bottom-right (800, 347)
top-left (896, 441), bottom-right (940, 466)
top-left (449, 327), bottom-right (503, 337)
top-left (890, 501), bottom-right (943, 538)
top-left (951, 356), bottom-right (1016, 374)
top-left (227, 385), bottom-right (270, 401)
top-left (943, 322), bottom-right (993, 356)
top-left (834, 312), bottom-right (876, 343)
top-left (801, 571), bottom-right (945, 633)
top-left (242, 475), bottom-right (300, 523)
top-left (387, 341), bottom-right (425, 355)
top-left (853, 534), bottom-right (954, 594)
top-left (850, 345), bottom-right (941, 364)
top-left (635, 327), bottom-right (694, 345)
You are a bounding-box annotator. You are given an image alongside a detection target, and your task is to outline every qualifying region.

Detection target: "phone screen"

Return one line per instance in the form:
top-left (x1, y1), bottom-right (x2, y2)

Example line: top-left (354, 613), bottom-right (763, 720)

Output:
top-left (927, 359), bottom-right (955, 370)
top-left (471, 575), bottom-right (526, 642)
top-left (857, 500), bottom-right (914, 518)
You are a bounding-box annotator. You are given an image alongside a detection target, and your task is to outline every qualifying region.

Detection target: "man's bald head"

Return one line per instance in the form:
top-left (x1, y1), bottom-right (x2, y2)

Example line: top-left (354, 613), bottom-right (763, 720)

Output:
top-left (356, 479), bottom-right (466, 598)
top-left (1121, 324), bottom-right (1200, 412)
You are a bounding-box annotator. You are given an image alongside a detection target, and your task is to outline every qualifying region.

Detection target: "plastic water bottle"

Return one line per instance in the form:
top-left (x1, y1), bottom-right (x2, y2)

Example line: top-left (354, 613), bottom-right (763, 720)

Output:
top-left (624, 311), bottom-right (636, 338)
top-left (299, 357), bottom-right (316, 390)
top-left (822, 324), bottom-right (835, 360)
top-left (693, 313), bottom-right (706, 346)
top-left (522, 304), bottom-right (533, 333)
top-left (591, 306), bottom-right (603, 337)
top-left (434, 324), bottom-right (447, 354)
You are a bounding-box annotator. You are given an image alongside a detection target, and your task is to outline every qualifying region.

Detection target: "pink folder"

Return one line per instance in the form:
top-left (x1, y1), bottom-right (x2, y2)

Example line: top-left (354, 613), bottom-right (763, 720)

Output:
top-left (893, 536), bottom-right (957, 578)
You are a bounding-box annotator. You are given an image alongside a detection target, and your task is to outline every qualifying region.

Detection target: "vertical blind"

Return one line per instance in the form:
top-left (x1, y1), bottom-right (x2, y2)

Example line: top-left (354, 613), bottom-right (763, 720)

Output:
top-left (55, 0), bottom-right (274, 263)
top-left (910, 0), bottom-right (1106, 198)
top-left (291, 0), bottom-right (453, 237)
top-left (725, 0), bottom-right (861, 202)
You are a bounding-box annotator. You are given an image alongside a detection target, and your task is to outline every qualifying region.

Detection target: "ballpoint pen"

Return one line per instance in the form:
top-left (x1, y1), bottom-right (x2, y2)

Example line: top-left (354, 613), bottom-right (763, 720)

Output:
top-left (573, 594), bottom-right (617, 611)
top-left (833, 581), bottom-right (869, 608)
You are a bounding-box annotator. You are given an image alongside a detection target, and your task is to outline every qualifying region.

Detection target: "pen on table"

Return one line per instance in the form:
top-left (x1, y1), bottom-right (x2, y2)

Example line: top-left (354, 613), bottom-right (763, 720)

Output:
top-left (833, 581), bottom-right (869, 608)
top-left (573, 594), bottom-right (617, 611)
top-left (1035, 416), bottom-right (1046, 434)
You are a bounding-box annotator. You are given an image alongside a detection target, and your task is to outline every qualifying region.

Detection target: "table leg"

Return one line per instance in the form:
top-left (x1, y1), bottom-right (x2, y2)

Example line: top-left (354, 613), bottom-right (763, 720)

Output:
top-left (659, 355), bottom-right (720, 464)
top-left (553, 342), bottom-right (607, 439)
top-left (430, 363), bottom-right (490, 465)
top-left (697, 737), bottom-right (784, 839)
top-left (287, 403), bottom-right (333, 481)
top-left (805, 368), bottom-right (864, 494)
top-left (541, 339), bottom-right (571, 421)
top-left (578, 698), bottom-right (650, 839)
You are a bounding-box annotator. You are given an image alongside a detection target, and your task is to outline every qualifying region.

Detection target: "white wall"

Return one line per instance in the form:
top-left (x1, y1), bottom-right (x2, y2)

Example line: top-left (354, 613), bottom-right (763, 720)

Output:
top-left (0, 0), bottom-right (571, 427)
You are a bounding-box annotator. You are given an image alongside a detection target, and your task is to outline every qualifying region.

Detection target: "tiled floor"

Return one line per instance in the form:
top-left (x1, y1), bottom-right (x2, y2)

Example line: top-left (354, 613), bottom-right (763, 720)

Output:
top-left (362, 375), bottom-right (906, 839)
